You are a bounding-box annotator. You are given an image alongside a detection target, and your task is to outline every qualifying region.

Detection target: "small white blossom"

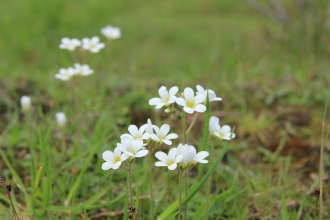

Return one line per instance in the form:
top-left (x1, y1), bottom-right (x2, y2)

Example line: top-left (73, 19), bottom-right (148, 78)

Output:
top-left (118, 137), bottom-right (148, 160)
top-left (145, 118), bottom-right (154, 136)
top-left (102, 147), bottom-right (129, 170)
top-left (150, 124), bottom-right (178, 145)
top-left (20, 96), bottom-right (31, 113)
top-left (155, 148), bottom-right (183, 170)
top-left (176, 87), bottom-right (206, 114)
top-left (209, 116), bottom-right (235, 140)
top-left (59, 37), bottom-right (81, 51)
top-left (149, 86), bottom-right (178, 109)
top-left (176, 144), bottom-right (209, 168)
top-left (55, 67), bottom-right (77, 81)
top-left (120, 124), bottom-right (150, 140)
top-left (82, 36), bottom-right (105, 53)
top-left (196, 85), bottom-right (222, 102)
top-left (101, 25), bottom-right (121, 40)
top-left (55, 112), bottom-right (66, 127)
top-left (74, 63), bottom-right (94, 76)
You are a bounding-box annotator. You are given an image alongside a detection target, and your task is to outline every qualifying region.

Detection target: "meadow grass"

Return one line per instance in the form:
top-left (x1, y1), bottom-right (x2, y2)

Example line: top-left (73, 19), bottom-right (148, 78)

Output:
top-left (0, 0), bottom-right (330, 219)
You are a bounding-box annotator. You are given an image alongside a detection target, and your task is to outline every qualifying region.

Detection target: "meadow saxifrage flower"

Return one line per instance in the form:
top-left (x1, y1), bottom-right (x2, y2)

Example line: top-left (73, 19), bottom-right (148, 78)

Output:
top-left (176, 144), bottom-right (209, 168)
top-left (120, 124), bottom-right (150, 140)
top-left (74, 63), bottom-right (94, 76)
top-left (196, 85), bottom-right (222, 102)
top-left (176, 87), bottom-right (206, 114)
top-left (101, 25), bottom-right (121, 40)
top-left (55, 67), bottom-right (77, 81)
top-left (150, 124), bottom-right (178, 145)
top-left (209, 116), bottom-right (236, 140)
top-left (82, 36), bottom-right (105, 53)
top-left (149, 86), bottom-right (178, 109)
top-left (118, 137), bottom-right (148, 160)
top-left (55, 112), bottom-right (66, 127)
top-left (155, 148), bottom-right (183, 170)
top-left (59, 37), bottom-right (81, 51)
top-left (20, 96), bottom-right (31, 113)
top-left (102, 147), bottom-right (129, 170)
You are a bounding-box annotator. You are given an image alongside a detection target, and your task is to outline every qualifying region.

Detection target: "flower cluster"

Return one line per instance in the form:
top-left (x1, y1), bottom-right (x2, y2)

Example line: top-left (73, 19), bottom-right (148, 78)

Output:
top-left (149, 85), bottom-right (221, 114)
top-left (155, 144), bottom-right (209, 170)
top-left (56, 25), bottom-right (121, 81)
top-left (102, 119), bottom-right (178, 170)
top-left (55, 64), bottom-right (94, 81)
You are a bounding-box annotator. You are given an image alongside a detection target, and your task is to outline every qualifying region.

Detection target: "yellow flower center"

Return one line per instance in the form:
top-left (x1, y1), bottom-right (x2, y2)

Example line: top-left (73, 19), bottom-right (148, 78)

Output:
top-left (114, 156), bottom-right (121, 164)
top-left (186, 100), bottom-right (195, 108)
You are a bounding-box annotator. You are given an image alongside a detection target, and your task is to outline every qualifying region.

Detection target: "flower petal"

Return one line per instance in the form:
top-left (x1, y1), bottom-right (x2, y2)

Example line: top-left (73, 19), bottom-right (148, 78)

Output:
top-left (135, 149), bottom-right (149, 157)
top-left (168, 163), bottom-right (177, 170)
top-left (102, 151), bottom-right (115, 161)
top-left (193, 104), bottom-right (206, 113)
top-left (155, 151), bottom-right (168, 162)
top-left (183, 87), bottom-right (194, 100)
top-left (102, 162), bottom-right (113, 170)
top-left (155, 161), bottom-right (168, 167)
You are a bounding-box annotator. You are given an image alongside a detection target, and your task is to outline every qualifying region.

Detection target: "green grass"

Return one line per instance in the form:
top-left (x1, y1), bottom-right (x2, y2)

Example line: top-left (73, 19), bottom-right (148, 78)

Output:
top-left (0, 0), bottom-right (329, 219)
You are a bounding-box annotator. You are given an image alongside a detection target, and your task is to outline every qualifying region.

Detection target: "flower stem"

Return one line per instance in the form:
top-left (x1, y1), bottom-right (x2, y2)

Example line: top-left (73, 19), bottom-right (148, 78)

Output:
top-left (182, 112), bottom-right (187, 144)
top-left (184, 176), bottom-right (188, 220)
top-left (186, 113), bottom-right (199, 135)
top-left (128, 163), bottom-right (136, 220)
top-left (204, 141), bottom-right (214, 219)
top-left (148, 148), bottom-right (155, 220)
top-left (178, 170), bottom-right (183, 220)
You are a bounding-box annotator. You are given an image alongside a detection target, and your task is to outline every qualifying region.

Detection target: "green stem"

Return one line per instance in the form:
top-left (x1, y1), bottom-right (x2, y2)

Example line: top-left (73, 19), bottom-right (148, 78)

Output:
top-left (203, 141), bottom-right (214, 219)
top-left (184, 176), bottom-right (188, 220)
top-left (182, 112), bottom-right (187, 144)
top-left (148, 148), bottom-right (155, 220)
top-left (128, 163), bottom-right (136, 220)
top-left (178, 170), bottom-right (182, 220)
top-left (186, 113), bottom-right (199, 135)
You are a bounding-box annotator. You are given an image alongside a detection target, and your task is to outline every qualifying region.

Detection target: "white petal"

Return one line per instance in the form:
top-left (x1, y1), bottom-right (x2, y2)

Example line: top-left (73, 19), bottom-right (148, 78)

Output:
top-left (102, 162), bottom-right (113, 170)
top-left (165, 133), bottom-right (178, 140)
top-left (155, 103), bottom-right (166, 109)
top-left (175, 155), bottom-right (183, 163)
top-left (150, 134), bottom-right (160, 141)
top-left (149, 98), bottom-right (162, 105)
top-left (168, 163), bottom-right (177, 170)
top-left (183, 107), bottom-right (194, 114)
top-left (121, 153), bottom-right (129, 161)
top-left (196, 85), bottom-right (204, 93)
top-left (169, 86), bottom-right (179, 96)
top-left (221, 125), bottom-right (231, 132)
top-left (155, 161), bottom-right (168, 167)
top-left (155, 151), bottom-right (168, 162)
top-left (193, 104), bottom-right (206, 113)
top-left (183, 87), bottom-right (194, 100)
top-left (176, 98), bottom-right (186, 107)
top-left (135, 150), bottom-right (148, 157)
top-left (195, 151), bottom-right (209, 160)
top-left (128, 125), bottom-right (139, 136)
top-left (102, 151), bottom-right (115, 161)
top-left (162, 140), bottom-right (172, 145)
top-left (112, 161), bottom-right (122, 169)
top-left (160, 124), bottom-right (170, 135)
top-left (194, 94), bottom-right (205, 104)
top-left (168, 148), bottom-right (178, 160)
top-left (198, 159), bottom-right (209, 164)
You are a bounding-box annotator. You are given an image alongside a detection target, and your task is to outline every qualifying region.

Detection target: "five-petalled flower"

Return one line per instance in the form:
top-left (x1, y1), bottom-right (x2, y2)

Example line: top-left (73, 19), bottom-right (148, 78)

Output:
top-left (209, 116), bottom-right (235, 140)
top-left (74, 63), bottom-right (94, 76)
top-left (176, 87), bottom-right (206, 114)
top-left (196, 85), bottom-right (222, 103)
top-left (82, 36), bottom-right (105, 53)
top-left (120, 124), bottom-right (150, 140)
top-left (101, 25), bottom-right (121, 40)
top-left (59, 37), bottom-right (81, 51)
top-left (155, 148), bottom-right (183, 170)
top-left (55, 67), bottom-right (77, 81)
top-left (149, 86), bottom-right (178, 110)
top-left (117, 137), bottom-right (148, 160)
top-left (150, 124), bottom-right (178, 145)
top-left (102, 147), bottom-right (129, 170)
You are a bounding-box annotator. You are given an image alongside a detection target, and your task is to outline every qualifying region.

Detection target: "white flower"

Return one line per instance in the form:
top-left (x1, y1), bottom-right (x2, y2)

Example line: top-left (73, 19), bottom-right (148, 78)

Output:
top-left (82, 36), bottom-right (105, 53)
top-left (145, 118), bottom-right (154, 136)
top-left (209, 116), bottom-right (235, 140)
top-left (117, 137), bottom-right (148, 159)
top-left (209, 116), bottom-right (220, 136)
top-left (155, 148), bottom-right (183, 170)
top-left (102, 147), bottom-right (129, 170)
top-left (176, 144), bottom-right (209, 168)
top-left (55, 112), bottom-right (66, 127)
top-left (20, 96), bottom-right (31, 113)
top-left (120, 124), bottom-right (150, 140)
top-left (59, 37), bottom-right (81, 51)
top-left (55, 67), bottom-right (77, 81)
top-left (101, 25), bottom-right (121, 40)
top-left (196, 85), bottom-right (222, 102)
top-left (176, 87), bottom-right (206, 114)
top-left (74, 63), bottom-right (94, 76)
top-left (150, 124), bottom-right (178, 145)
top-left (149, 86), bottom-right (178, 109)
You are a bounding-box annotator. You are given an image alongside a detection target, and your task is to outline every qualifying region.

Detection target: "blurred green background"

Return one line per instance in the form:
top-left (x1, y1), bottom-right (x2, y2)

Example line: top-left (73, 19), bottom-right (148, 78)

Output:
top-left (1, 0), bottom-right (330, 219)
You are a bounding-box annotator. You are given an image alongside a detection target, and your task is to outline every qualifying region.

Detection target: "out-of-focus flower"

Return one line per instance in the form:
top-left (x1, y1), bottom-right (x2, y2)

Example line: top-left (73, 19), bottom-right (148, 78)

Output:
top-left (196, 85), bottom-right (222, 102)
top-left (176, 87), bottom-right (206, 114)
top-left (102, 147), bottom-right (129, 170)
top-left (82, 36), bottom-right (105, 53)
top-left (74, 63), bottom-right (94, 76)
top-left (209, 116), bottom-right (235, 140)
top-left (118, 137), bottom-right (148, 160)
top-left (101, 25), bottom-right (121, 40)
top-left (59, 37), bottom-right (81, 51)
top-left (155, 148), bottom-right (183, 170)
top-left (120, 124), bottom-right (150, 140)
top-left (55, 67), bottom-right (77, 81)
top-left (150, 124), bottom-right (178, 145)
top-left (55, 112), bottom-right (66, 127)
top-left (21, 96), bottom-right (31, 113)
top-left (149, 86), bottom-right (178, 109)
